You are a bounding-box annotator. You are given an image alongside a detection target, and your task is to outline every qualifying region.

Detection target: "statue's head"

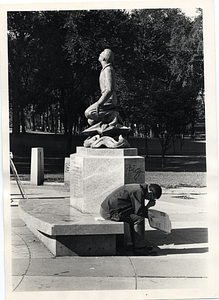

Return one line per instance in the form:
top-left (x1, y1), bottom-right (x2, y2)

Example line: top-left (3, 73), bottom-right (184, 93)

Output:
top-left (99, 49), bottom-right (114, 63)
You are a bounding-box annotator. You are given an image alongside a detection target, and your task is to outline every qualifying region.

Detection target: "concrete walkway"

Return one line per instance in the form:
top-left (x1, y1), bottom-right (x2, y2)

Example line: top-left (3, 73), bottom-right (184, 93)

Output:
top-left (10, 181), bottom-right (210, 295)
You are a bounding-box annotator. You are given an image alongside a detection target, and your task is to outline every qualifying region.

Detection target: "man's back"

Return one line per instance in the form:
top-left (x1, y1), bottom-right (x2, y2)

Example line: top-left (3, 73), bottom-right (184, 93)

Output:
top-left (101, 184), bottom-right (146, 215)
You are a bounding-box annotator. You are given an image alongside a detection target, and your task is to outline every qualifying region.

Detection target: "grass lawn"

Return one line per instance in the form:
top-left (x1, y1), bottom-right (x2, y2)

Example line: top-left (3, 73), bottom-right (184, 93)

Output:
top-left (10, 132), bottom-right (206, 187)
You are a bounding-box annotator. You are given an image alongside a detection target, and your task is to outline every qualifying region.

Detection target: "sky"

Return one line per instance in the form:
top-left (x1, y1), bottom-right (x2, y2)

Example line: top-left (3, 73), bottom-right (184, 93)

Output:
top-left (181, 7), bottom-right (199, 18)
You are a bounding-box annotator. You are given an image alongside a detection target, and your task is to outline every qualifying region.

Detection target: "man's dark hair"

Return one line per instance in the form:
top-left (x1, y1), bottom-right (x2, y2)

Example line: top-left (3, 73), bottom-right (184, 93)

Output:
top-left (149, 184), bottom-right (162, 199)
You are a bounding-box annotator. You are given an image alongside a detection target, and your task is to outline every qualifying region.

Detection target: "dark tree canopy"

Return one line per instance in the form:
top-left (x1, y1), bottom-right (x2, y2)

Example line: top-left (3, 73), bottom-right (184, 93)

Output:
top-left (8, 8), bottom-right (204, 161)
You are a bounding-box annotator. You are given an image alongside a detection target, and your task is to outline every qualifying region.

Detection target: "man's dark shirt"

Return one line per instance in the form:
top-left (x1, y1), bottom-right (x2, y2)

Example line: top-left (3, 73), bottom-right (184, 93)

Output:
top-left (101, 183), bottom-right (147, 217)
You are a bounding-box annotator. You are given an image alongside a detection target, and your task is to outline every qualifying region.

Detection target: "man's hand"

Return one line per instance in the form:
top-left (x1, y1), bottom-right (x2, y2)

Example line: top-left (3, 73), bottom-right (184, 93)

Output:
top-left (143, 200), bottom-right (156, 219)
top-left (145, 200), bottom-right (156, 209)
top-left (144, 200), bottom-right (156, 219)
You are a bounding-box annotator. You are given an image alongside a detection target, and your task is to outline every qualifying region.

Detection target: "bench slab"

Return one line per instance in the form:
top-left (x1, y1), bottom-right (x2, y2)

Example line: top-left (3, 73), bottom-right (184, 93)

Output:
top-left (19, 198), bottom-right (124, 256)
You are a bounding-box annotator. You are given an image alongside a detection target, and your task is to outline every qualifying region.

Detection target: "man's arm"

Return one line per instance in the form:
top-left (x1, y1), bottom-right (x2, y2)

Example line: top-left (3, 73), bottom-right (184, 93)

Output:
top-left (144, 200), bottom-right (156, 218)
top-left (130, 190), bottom-right (145, 216)
top-left (145, 200), bottom-right (156, 209)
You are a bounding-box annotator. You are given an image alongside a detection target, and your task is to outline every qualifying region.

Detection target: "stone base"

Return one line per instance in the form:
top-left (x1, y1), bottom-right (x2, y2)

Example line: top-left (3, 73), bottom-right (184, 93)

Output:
top-left (56, 235), bottom-right (116, 256)
top-left (83, 134), bottom-right (130, 148)
top-left (19, 198), bottom-right (124, 256)
top-left (70, 147), bottom-right (145, 213)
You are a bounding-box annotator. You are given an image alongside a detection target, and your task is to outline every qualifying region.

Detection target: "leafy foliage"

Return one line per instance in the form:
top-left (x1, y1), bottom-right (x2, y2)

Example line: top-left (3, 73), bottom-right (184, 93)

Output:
top-left (8, 9), bottom-right (204, 162)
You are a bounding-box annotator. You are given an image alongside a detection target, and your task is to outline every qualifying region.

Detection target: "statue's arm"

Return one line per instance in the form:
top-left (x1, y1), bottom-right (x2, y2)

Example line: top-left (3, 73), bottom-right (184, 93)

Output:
top-left (97, 67), bottom-right (114, 106)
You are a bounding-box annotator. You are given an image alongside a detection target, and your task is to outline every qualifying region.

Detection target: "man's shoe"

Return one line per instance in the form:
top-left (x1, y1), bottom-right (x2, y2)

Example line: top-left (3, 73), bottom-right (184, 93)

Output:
top-left (145, 245), bottom-right (154, 251)
top-left (134, 247), bottom-right (158, 256)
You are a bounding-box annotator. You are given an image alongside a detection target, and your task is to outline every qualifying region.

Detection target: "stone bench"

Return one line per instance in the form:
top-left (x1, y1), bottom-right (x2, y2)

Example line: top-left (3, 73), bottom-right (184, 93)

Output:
top-left (19, 198), bottom-right (124, 256)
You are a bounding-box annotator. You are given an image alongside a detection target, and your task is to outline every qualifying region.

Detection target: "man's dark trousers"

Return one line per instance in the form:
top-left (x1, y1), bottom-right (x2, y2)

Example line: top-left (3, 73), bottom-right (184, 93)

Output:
top-left (100, 207), bottom-right (146, 249)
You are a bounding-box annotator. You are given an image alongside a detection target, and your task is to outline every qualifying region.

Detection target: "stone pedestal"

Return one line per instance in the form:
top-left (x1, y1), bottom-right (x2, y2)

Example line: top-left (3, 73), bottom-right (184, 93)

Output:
top-left (70, 147), bottom-right (145, 214)
top-left (30, 147), bottom-right (44, 185)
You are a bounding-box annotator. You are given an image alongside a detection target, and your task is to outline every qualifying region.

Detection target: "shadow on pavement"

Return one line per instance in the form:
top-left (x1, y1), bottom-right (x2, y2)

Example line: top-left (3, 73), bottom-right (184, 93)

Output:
top-left (146, 227), bottom-right (208, 245)
top-left (116, 227), bottom-right (208, 256)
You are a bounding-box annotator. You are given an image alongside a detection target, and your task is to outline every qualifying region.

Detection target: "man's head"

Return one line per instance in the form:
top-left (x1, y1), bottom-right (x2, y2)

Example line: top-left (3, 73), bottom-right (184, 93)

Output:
top-left (99, 49), bottom-right (114, 64)
top-left (144, 184), bottom-right (162, 213)
top-left (148, 184), bottom-right (162, 200)
top-left (145, 183), bottom-right (162, 202)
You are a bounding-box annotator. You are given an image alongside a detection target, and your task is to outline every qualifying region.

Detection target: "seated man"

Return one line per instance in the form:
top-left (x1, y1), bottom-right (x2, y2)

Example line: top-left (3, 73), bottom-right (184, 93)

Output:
top-left (100, 183), bottom-right (162, 256)
top-left (85, 48), bottom-right (123, 127)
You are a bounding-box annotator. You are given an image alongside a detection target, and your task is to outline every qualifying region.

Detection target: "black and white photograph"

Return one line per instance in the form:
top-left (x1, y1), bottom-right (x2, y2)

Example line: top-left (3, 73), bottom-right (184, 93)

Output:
top-left (0, 0), bottom-right (218, 299)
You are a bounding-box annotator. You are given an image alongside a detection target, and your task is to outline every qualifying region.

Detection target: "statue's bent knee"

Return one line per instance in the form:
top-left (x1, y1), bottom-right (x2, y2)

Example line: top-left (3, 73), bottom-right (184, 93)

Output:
top-left (84, 107), bottom-right (91, 119)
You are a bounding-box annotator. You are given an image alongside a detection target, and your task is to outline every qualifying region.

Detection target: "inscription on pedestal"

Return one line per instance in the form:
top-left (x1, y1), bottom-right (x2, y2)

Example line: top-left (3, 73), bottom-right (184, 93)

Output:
top-left (125, 163), bottom-right (145, 181)
top-left (72, 157), bottom-right (83, 197)
top-left (124, 158), bottom-right (145, 184)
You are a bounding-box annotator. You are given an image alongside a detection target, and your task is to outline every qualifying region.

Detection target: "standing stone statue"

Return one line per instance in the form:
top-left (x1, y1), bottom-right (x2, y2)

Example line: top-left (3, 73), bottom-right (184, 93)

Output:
top-left (83, 49), bottom-right (130, 148)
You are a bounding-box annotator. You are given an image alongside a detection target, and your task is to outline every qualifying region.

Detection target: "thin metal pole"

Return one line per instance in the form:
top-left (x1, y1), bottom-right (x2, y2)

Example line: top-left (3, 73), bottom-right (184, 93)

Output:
top-left (10, 156), bottom-right (27, 199)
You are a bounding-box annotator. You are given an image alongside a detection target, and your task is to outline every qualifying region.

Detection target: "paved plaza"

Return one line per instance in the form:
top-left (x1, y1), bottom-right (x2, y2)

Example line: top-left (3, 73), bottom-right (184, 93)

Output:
top-left (9, 180), bottom-right (211, 296)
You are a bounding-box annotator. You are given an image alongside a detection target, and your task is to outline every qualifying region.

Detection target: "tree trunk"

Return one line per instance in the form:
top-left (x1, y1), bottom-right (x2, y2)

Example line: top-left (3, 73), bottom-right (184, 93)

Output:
top-left (20, 107), bottom-right (26, 133)
top-left (41, 113), bottom-right (45, 132)
top-left (180, 134), bottom-right (184, 150)
top-left (144, 125), bottom-right (148, 157)
top-left (12, 101), bottom-right (20, 135)
top-left (161, 150), bottom-right (165, 168)
top-left (66, 131), bottom-right (72, 155)
top-left (51, 106), bottom-right (54, 132)
top-left (46, 108), bottom-right (49, 132)
top-left (12, 65), bottom-right (20, 135)
top-left (172, 137), bottom-right (176, 154)
top-left (54, 106), bottom-right (58, 134)
top-left (66, 120), bottom-right (74, 155)
top-left (31, 112), bottom-right (36, 131)
top-left (159, 134), bottom-right (171, 168)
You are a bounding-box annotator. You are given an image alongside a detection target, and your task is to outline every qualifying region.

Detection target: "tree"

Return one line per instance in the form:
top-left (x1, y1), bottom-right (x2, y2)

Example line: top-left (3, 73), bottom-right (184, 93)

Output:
top-left (124, 9), bottom-right (204, 167)
top-left (8, 9), bottom-right (204, 162)
top-left (8, 11), bottom-right (41, 134)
